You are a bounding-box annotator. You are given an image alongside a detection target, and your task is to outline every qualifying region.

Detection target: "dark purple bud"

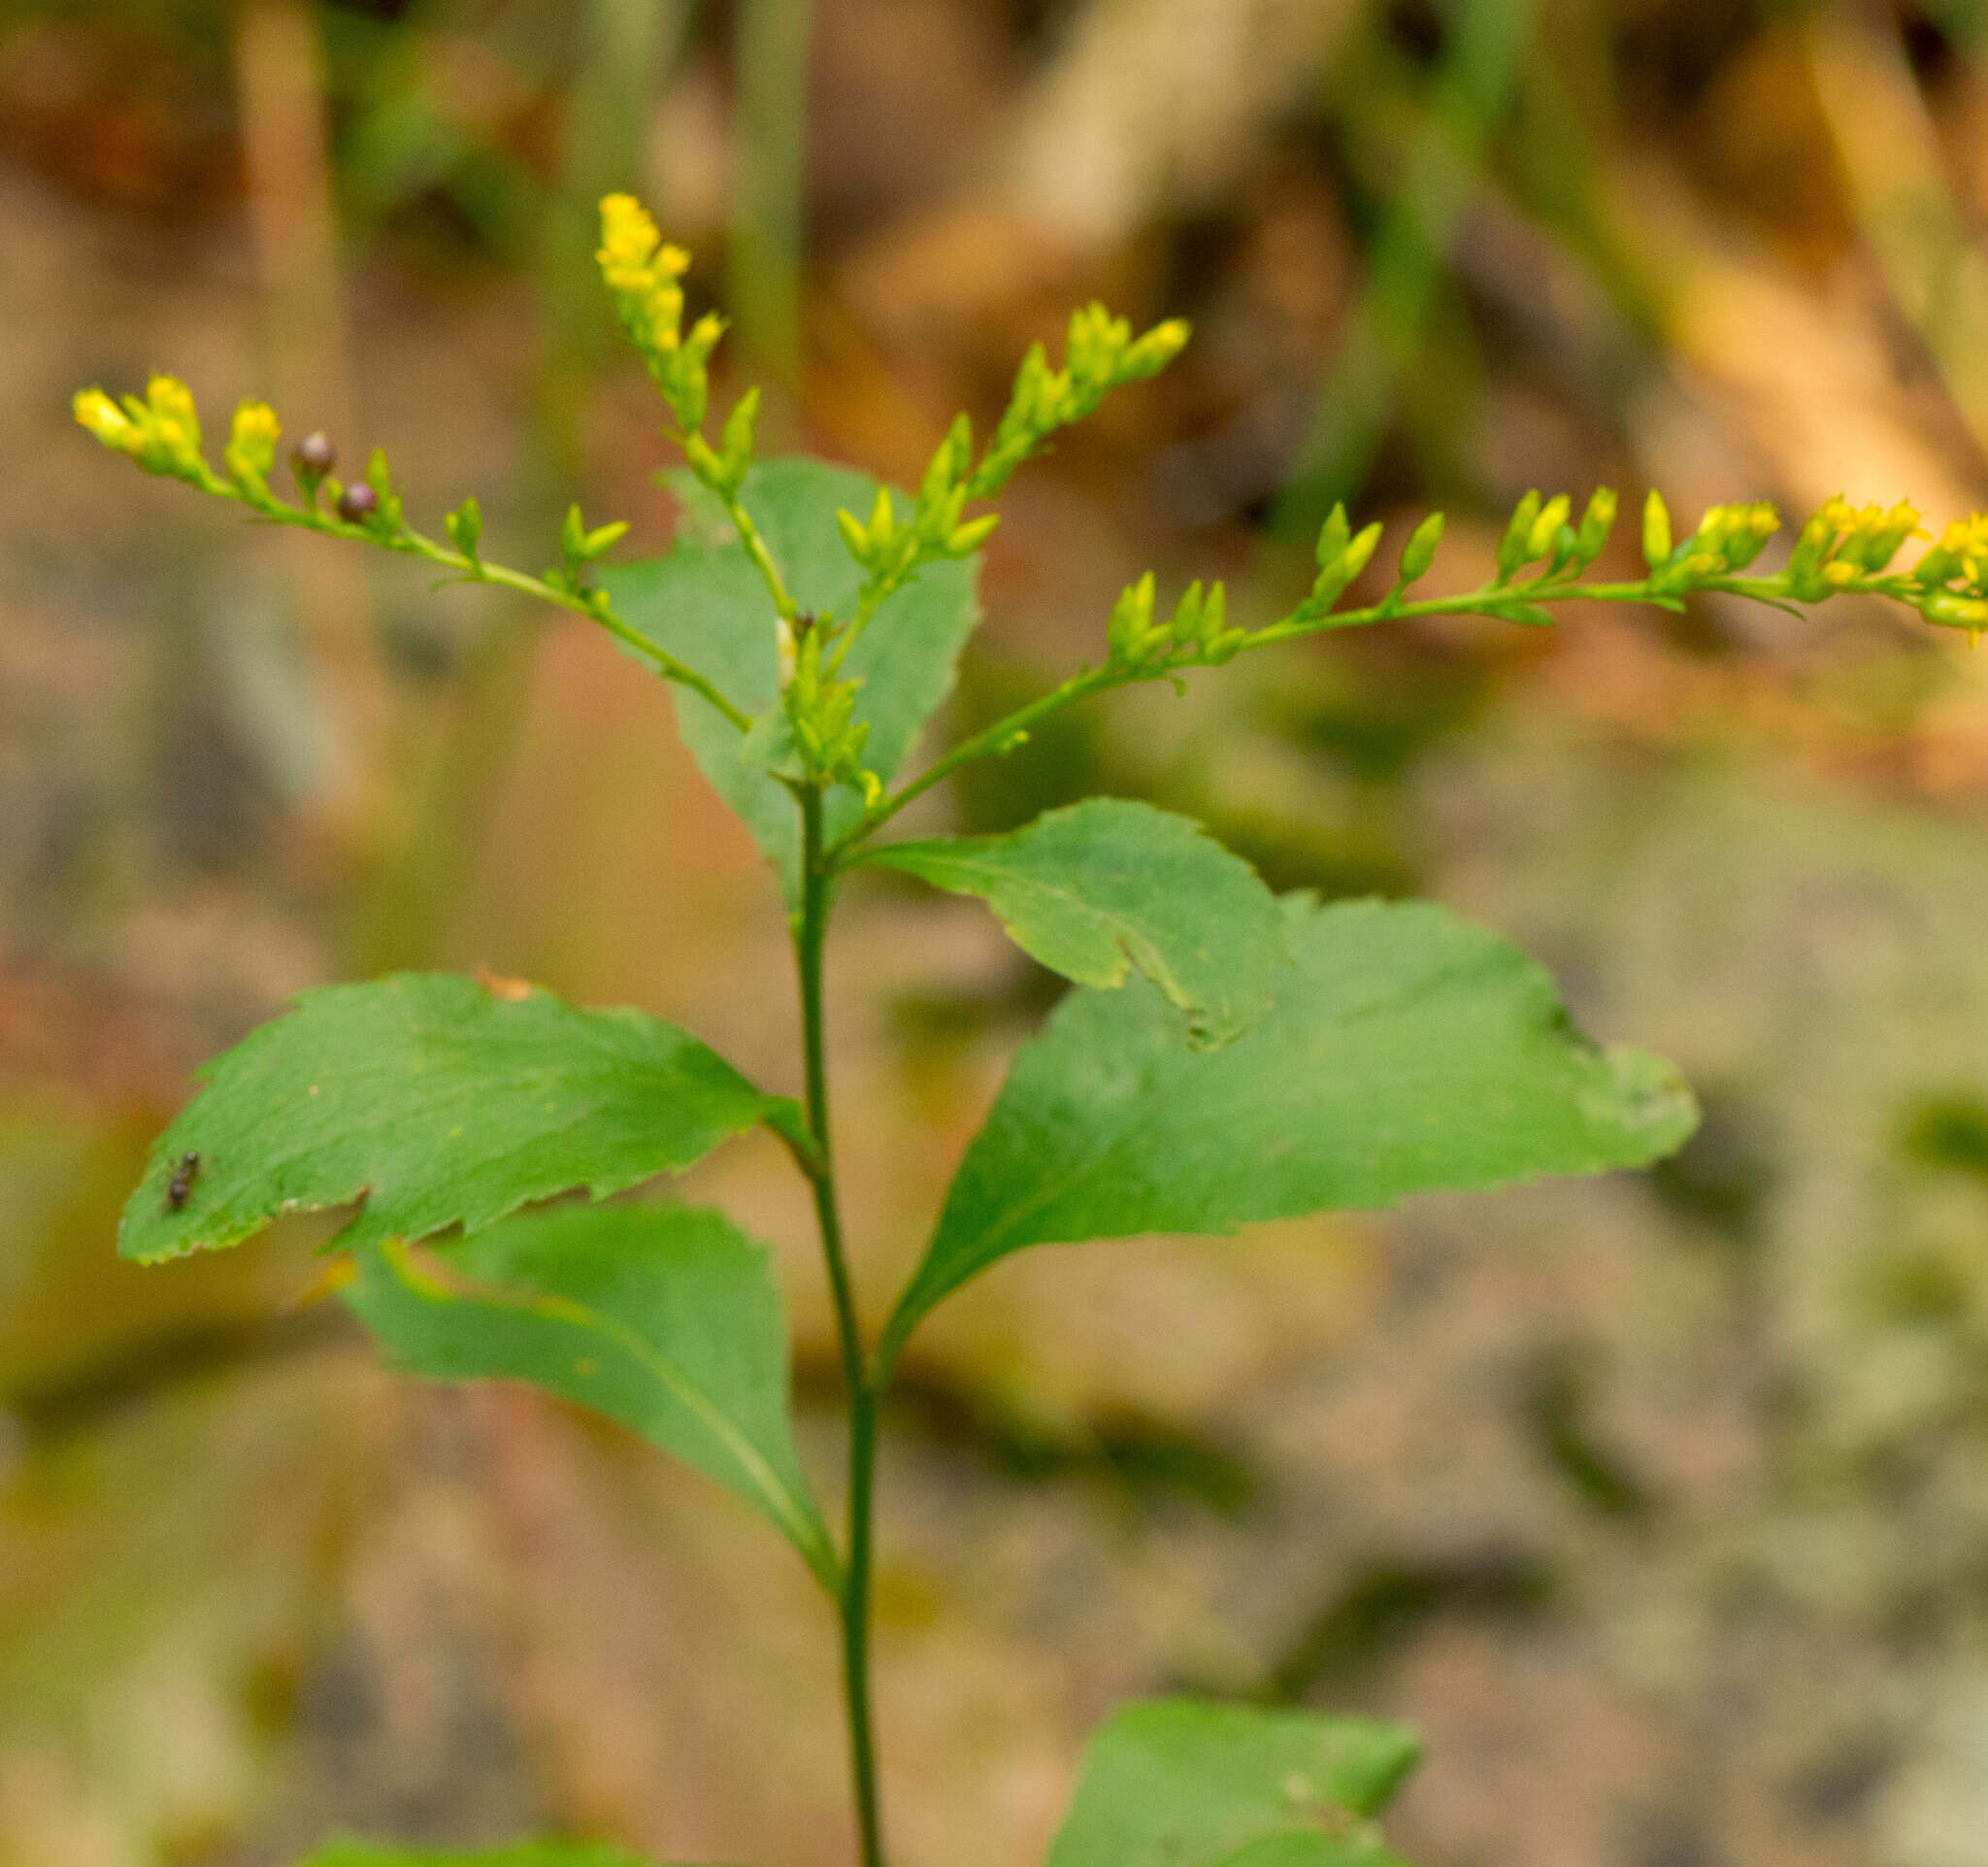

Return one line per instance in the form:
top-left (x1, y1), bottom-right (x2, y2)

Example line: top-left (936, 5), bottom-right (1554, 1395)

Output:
top-left (292, 430), bottom-right (335, 476)
top-left (336, 482), bottom-right (380, 524)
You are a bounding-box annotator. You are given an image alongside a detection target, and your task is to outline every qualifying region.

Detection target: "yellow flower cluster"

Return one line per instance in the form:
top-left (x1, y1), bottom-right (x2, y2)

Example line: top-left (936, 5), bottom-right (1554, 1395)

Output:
top-left (596, 192), bottom-right (691, 354)
top-left (1909, 513), bottom-right (1988, 629)
top-left (73, 375), bottom-right (206, 481)
top-left (1929, 514), bottom-right (1988, 585)
top-left (1680, 500), bottom-right (1780, 576)
top-left (1824, 497), bottom-right (1922, 580)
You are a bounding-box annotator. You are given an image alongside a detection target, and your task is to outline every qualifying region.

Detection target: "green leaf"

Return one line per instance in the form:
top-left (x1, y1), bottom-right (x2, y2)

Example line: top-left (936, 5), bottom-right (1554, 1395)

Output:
top-left (119, 973), bottom-right (791, 1265)
top-left (603, 459), bottom-right (981, 903)
top-left (297, 1844), bottom-right (664, 1867)
top-left (858, 799), bottom-right (1286, 1049)
top-left (345, 1203), bottom-right (836, 1586)
top-left (1046, 1699), bottom-right (1422, 1867)
top-left (1206, 1838), bottom-right (1406, 1867)
top-left (882, 895), bottom-right (1697, 1359)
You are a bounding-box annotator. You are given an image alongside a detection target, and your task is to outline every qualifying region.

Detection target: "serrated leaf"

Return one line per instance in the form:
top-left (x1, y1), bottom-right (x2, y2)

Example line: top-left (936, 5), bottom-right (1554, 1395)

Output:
top-left (1046, 1699), bottom-right (1422, 1867)
top-left (859, 799), bottom-right (1285, 1049)
top-left (297, 1844), bottom-right (666, 1866)
top-left (119, 974), bottom-right (791, 1264)
top-left (345, 1204), bottom-right (835, 1585)
top-left (881, 895), bottom-right (1697, 1358)
top-left (602, 459), bottom-right (981, 904)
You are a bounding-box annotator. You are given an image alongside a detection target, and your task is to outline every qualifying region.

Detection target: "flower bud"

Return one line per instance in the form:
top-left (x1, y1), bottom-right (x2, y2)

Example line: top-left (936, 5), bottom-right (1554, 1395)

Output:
top-left (718, 387), bottom-right (760, 489)
top-left (1170, 581), bottom-right (1206, 646)
top-left (336, 482), bottom-right (380, 524)
top-left (1397, 511), bottom-right (1445, 586)
top-left (1315, 503), bottom-right (1351, 573)
top-left (1194, 581), bottom-right (1228, 647)
top-left (1526, 494), bottom-right (1571, 564)
top-left (1116, 318), bottom-right (1191, 382)
top-left (920, 428), bottom-right (959, 508)
top-left (446, 497), bottom-right (482, 558)
top-left (1343, 521), bottom-right (1383, 581)
top-left (1496, 490), bottom-right (1542, 581)
top-left (1642, 490), bottom-right (1673, 572)
top-left (1574, 487), bottom-right (1617, 564)
top-left (1309, 520), bottom-right (1384, 613)
top-left (290, 430), bottom-right (334, 504)
top-left (945, 514), bottom-right (1000, 556)
top-left (868, 485), bottom-right (896, 550)
top-left (225, 400), bottom-right (282, 492)
top-left (1107, 571), bottom-right (1159, 659)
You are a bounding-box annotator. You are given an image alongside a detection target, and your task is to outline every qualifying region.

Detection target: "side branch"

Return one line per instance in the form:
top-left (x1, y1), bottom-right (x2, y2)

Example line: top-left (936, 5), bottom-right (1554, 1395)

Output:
top-left (109, 440), bottom-right (748, 732)
top-left (826, 499), bottom-right (1979, 866)
top-left (268, 482), bottom-right (751, 728)
top-left (826, 666), bottom-right (1125, 862)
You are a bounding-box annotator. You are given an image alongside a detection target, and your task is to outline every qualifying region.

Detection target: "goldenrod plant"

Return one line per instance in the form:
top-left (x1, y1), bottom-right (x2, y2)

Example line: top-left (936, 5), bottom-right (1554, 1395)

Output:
top-left (76, 193), bottom-right (1980, 1867)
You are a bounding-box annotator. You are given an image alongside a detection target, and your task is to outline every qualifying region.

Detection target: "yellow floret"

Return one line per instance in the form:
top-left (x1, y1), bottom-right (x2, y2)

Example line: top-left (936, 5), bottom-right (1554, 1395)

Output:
top-left (73, 386), bottom-right (141, 453)
top-left (596, 193), bottom-right (691, 352)
top-left (143, 374), bottom-right (204, 472)
top-left (225, 399), bottom-right (282, 485)
top-left (1939, 515), bottom-right (1988, 561)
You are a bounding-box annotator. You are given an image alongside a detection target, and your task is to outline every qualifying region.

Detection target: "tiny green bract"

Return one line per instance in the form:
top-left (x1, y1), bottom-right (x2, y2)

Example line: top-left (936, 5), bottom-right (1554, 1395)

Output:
top-left (79, 189), bottom-right (1974, 1867)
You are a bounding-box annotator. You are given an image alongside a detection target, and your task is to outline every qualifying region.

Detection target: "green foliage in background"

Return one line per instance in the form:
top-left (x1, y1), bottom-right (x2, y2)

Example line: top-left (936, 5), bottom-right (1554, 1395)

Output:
top-left (76, 187), bottom-right (1983, 1867)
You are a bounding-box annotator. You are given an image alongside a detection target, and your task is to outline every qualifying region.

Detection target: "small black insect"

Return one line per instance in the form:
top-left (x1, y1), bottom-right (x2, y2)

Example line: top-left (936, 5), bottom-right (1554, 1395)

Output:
top-left (165, 1150), bottom-right (201, 1212)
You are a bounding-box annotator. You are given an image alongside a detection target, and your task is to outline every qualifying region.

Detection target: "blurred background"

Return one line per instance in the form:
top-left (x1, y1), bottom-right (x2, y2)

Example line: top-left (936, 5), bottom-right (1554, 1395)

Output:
top-left (11, 0), bottom-right (1988, 1862)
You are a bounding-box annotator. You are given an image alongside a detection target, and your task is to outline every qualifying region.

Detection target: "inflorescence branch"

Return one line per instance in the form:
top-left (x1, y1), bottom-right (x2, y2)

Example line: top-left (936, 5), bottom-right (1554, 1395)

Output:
top-left (826, 489), bottom-right (1988, 863)
top-left (77, 193), bottom-right (1988, 869)
top-left (72, 373), bottom-right (749, 731)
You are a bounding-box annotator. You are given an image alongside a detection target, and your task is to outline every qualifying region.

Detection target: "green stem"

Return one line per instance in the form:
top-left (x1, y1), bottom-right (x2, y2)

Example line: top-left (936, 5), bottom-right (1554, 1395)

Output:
top-left (680, 432), bottom-right (801, 620)
top-left (208, 470), bottom-right (751, 728)
top-left (798, 785), bottom-right (887, 1867)
top-left (842, 1378), bottom-right (883, 1867)
top-left (825, 664), bottom-right (1126, 863)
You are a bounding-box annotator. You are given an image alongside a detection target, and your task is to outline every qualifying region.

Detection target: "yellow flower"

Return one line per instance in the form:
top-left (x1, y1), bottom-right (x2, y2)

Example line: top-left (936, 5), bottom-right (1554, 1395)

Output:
top-left (1688, 500), bottom-right (1779, 572)
top-left (145, 374), bottom-right (203, 469)
top-left (225, 399), bottom-right (282, 487)
top-left (1940, 514), bottom-right (1988, 564)
top-left (596, 193), bottom-right (690, 353)
top-left (73, 376), bottom-right (208, 478)
top-left (73, 386), bottom-right (141, 454)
